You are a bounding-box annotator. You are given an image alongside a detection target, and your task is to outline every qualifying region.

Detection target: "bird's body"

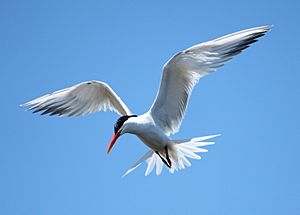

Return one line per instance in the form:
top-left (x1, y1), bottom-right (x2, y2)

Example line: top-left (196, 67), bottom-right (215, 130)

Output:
top-left (125, 113), bottom-right (170, 151)
top-left (21, 25), bottom-right (272, 176)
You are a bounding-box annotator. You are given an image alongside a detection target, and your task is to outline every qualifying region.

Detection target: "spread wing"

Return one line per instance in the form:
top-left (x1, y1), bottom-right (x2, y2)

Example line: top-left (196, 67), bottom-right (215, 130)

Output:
top-left (149, 25), bottom-right (272, 136)
top-left (21, 80), bottom-right (131, 116)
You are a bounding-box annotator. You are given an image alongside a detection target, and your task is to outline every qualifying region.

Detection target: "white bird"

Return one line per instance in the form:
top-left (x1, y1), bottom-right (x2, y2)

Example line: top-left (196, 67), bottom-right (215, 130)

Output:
top-left (21, 25), bottom-right (272, 176)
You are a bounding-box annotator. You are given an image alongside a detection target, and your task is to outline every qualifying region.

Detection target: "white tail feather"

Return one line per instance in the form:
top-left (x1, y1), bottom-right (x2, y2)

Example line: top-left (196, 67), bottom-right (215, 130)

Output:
top-left (122, 150), bottom-right (154, 177)
top-left (123, 134), bottom-right (220, 177)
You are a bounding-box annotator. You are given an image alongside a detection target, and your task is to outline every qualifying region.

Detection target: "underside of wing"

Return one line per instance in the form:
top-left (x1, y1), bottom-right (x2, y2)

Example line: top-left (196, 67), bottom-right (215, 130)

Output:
top-left (149, 25), bottom-right (272, 136)
top-left (21, 80), bottom-right (131, 117)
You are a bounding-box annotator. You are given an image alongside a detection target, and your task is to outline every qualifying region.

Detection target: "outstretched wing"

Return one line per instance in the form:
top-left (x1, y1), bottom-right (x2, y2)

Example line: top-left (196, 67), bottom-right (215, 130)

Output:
top-left (149, 25), bottom-right (272, 136)
top-left (21, 80), bottom-right (131, 116)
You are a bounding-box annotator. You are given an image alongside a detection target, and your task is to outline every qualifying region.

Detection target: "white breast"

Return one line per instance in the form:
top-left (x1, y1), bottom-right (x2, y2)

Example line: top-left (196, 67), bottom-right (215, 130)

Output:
top-left (127, 113), bottom-right (171, 151)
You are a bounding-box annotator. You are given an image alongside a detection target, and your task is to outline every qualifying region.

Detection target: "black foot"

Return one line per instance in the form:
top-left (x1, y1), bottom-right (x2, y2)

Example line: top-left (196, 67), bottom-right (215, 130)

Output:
top-left (155, 146), bottom-right (172, 169)
top-left (165, 146), bottom-right (172, 168)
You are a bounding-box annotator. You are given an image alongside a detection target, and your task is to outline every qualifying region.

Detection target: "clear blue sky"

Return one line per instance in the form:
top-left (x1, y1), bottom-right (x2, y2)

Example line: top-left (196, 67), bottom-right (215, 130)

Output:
top-left (1, 0), bottom-right (299, 214)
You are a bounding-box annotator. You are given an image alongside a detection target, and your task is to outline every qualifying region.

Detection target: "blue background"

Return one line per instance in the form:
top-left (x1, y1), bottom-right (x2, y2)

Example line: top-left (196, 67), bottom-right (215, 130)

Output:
top-left (1, 0), bottom-right (299, 214)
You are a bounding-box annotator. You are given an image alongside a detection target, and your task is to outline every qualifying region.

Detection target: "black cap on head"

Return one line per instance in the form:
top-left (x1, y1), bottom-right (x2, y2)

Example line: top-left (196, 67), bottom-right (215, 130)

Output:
top-left (114, 115), bottom-right (137, 134)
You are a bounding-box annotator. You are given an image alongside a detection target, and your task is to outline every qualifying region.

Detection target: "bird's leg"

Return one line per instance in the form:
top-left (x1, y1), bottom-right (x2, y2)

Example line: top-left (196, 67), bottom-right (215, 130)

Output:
top-left (165, 146), bottom-right (172, 168)
top-left (155, 151), bottom-right (171, 168)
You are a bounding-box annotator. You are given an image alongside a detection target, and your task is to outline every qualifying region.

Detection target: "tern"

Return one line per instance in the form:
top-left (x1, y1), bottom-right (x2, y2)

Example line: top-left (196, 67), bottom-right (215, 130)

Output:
top-left (21, 25), bottom-right (271, 176)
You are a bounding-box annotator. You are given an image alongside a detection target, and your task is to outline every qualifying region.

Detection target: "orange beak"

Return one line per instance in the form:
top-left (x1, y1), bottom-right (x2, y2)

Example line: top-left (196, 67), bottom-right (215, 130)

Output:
top-left (107, 131), bottom-right (121, 154)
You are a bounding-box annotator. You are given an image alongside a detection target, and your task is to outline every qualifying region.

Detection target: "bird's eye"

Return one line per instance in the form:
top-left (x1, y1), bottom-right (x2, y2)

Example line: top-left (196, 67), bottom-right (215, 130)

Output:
top-left (114, 116), bottom-right (127, 134)
top-left (114, 124), bottom-right (120, 134)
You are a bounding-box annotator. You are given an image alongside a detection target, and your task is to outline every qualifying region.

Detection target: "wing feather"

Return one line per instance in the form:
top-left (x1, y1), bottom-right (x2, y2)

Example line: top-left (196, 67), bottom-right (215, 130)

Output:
top-left (21, 80), bottom-right (131, 116)
top-left (149, 25), bottom-right (272, 135)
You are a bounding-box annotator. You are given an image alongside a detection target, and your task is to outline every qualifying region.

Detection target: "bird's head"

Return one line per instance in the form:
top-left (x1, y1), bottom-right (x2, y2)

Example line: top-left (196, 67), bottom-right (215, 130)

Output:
top-left (107, 115), bottom-right (138, 154)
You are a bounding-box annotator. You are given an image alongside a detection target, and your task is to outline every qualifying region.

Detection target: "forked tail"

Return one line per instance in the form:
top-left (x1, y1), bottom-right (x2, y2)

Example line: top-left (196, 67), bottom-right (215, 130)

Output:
top-left (123, 134), bottom-right (220, 177)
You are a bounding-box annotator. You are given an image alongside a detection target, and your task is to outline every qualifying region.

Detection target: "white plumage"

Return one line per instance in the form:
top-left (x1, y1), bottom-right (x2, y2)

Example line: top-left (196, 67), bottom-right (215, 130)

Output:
top-left (21, 81), bottom-right (131, 116)
top-left (21, 25), bottom-right (272, 176)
